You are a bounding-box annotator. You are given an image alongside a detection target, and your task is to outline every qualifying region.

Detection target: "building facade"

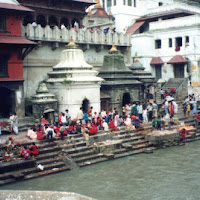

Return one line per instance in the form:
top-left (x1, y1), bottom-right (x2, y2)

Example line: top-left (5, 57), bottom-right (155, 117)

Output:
top-left (0, 0), bottom-right (35, 117)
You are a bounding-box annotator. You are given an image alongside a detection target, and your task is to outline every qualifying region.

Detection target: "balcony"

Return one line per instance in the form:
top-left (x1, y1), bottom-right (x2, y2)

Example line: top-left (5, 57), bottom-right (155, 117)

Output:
top-left (21, 24), bottom-right (131, 48)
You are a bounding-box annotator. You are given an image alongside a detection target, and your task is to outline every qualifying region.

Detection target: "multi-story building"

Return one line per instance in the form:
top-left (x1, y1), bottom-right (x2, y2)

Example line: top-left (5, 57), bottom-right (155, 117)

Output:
top-left (18, 0), bottom-right (131, 113)
top-left (128, 1), bottom-right (200, 97)
top-left (101, 0), bottom-right (200, 98)
top-left (0, 0), bottom-right (36, 117)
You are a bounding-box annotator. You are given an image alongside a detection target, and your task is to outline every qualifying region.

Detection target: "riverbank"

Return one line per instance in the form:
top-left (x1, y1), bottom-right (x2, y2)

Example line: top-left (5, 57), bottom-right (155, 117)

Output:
top-left (0, 115), bottom-right (198, 187)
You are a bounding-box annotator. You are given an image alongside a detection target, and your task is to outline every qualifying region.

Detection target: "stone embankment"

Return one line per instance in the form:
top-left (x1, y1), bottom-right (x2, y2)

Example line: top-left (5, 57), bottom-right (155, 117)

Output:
top-left (0, 115), bottom-right (198, 186)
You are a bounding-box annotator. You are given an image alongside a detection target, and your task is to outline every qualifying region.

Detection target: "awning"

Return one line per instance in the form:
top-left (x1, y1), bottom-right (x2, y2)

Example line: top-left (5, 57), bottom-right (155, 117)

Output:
top-left (0, 3), bottom-right (33, 12)
top-left (126, 21), bottom-right (145, 35)
top-left (150, 57), bottom-right (164, 65)
top-left (167, 55), bottom-right (187, 64)
top-left (0, 36), bottom-right (36, 45)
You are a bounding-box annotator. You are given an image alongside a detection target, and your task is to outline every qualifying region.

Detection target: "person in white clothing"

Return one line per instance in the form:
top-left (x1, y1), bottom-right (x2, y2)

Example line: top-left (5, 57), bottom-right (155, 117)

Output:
top-left (102, 120), bottom-right (109, 131)
top-left (142, 109), bottom-right (148, 122)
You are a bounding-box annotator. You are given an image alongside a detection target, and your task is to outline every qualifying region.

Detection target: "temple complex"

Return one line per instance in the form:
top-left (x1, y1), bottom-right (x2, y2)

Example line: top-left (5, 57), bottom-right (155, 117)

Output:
top-left (46, 38), bottom-right (103, 118)
top-left (98, 44), bottom-right (142, 113)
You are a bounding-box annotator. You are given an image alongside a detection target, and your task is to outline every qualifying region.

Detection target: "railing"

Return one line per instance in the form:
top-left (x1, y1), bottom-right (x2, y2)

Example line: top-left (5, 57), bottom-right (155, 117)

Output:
top-left (175, 78), bottom-right (188, 101)
top-left (21, 24), bottom-right (131, 46)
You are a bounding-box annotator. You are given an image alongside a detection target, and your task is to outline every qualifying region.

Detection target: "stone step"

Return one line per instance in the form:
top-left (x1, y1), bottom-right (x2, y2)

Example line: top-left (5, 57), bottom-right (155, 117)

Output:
top-left (74, 154), bottom-right (103, 163)
top-left (120, 135), bottom-right (145, 143)
top-left (114, 147), bottom-right (156, 159)
top-left (70, 150), bottom-right (95, 159)
top-left (78, 157), bottom-right (108, 167)
top-left (39, 146), bottom-right (61, 154)
top-left (24, 165), bottom-right (70, 180)
top-left (113, 132), bottom-right (142, 139)
top-left (0, 178), bottom-right (16, 186)
top-left (64, 145), bottom-right (93, 154)
top-left (36, 157), bottom-right (64, 166)
top-left (36, 151), bottom-right (61, 161)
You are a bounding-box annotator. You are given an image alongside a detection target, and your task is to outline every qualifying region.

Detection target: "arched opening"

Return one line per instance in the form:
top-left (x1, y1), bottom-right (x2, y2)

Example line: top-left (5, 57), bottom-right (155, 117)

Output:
top-left (0, 87), bottom-right (15, 117)
top-left (60, 17), bottom-right (70, 29)
top-left (23, 14), bottom-right (34, 26)
top-left (36, 15), bottom-right (47, 27)
top-left (71, 18), bottom-right (80, 28)
top-left (122, 93), bottom-right (131, 106)
top-left (49, 15), bottom-right (58, 28)
top-left (82, 99), bottom-right (89, 113)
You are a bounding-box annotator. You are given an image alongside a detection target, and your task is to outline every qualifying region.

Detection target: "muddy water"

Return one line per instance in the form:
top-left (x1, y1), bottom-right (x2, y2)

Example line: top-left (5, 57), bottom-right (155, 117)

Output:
top-left (1, 141), bottom-right (200, 200)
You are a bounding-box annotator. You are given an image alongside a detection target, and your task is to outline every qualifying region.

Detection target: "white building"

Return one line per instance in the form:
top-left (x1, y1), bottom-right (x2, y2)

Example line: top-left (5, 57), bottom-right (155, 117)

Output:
top-left (99, 0), bottom-right (174, 32)
top-left (101, 0), bottom-right (200, 96)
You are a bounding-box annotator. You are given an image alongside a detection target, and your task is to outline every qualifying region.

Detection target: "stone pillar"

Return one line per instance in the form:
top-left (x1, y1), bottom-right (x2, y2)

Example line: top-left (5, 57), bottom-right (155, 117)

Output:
top-left (15, 85), bottom-right (25, 118)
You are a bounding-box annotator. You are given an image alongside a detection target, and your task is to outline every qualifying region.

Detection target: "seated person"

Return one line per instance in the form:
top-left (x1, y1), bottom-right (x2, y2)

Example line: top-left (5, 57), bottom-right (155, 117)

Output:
top-left (29, 142), bottom-right (39, 156)
top-left (88, 123), bottom-right (98, 135)
top-left (20, 145), bottom-right (31, 160)
top-left (27, 127), bottom-right (37, 139)
top-left (6, 135), bottom-right (15, 152)
top-left (75, 123), bottom-right (82, 134)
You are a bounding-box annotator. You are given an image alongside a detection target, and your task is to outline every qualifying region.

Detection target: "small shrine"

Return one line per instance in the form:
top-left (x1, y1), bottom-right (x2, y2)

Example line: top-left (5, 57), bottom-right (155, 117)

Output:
top-left (31, 83), bottom-right (57, 118)
top-left (46, 37), bottom-right (104, 118)
top-left (98, 44), bottom-right (142, 113)
top-left (129, 60), bottom-right (156, 101)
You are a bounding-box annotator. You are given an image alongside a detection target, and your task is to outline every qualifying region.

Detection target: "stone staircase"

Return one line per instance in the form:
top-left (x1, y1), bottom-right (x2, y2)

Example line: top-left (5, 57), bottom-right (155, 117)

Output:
top-left (0, 115), bottom-right (199, 186)
top-left (0, 141), bottom-right (69, 186)
top-left (155, 78), bottom-right (187, 105)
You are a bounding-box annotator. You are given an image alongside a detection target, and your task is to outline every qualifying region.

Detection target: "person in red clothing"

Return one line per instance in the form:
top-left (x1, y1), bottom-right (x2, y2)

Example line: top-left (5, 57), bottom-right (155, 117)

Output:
top-left (108, 119), bottom-right (115, 129)
top-left (20, 145), bottom-right (31, 159)
top-left (58, 112), bottom-right (63, 125)
top-left (29, 142), bottom-right (39, 156)
top-left (37, 124), bottom-right (45, 140)
top-left (180, 128), bottom-right (187, 143)
top-left (88, 123), bottom-right (98, 135)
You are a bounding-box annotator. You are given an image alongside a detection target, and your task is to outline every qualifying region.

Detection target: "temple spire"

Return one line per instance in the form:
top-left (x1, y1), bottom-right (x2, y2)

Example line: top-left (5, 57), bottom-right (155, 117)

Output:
top-left (66, 37), bottom-right (78, 48)
top-left (109, 43), bottom-right (118, 54)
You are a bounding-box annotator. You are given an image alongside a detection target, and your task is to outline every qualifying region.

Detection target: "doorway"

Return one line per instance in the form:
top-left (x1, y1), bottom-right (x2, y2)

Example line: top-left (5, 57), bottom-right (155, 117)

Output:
top-left (82, 99), bottom-right (89, 113)
top-left (0, 87), bottom-right (14, 117)
top-left (174, 64), bottom-right (184, 78)
top-left (155, 65), bottom-right (162, 79)
top-left (122, 93), bottom-right (131, 106)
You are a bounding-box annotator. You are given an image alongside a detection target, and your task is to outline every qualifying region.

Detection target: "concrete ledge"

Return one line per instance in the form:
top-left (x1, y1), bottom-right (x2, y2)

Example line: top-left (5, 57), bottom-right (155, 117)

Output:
top-left (0, 190), bottom-right (96, 200)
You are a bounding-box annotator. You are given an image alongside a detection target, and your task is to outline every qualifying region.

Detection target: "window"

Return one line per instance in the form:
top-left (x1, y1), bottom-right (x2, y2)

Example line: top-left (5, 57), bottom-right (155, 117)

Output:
top-left (155, 39), bottom-right (161, 49)
top-left (0, 15), bottom-right (6, 32)
top-left (128, 0), bottom-right (132, 6)
top-left (123, 0), bottom-right (126, 5)
top-left (114, 0), bottom-right (116, 6)
top-left (169, 38), bottom-right (172, 47)
top-left (107, 0), bottom-right (111, 8)
top-left (102, 0), bottom-right (105, 8)
top-left (185, 36), bottom-right (189, 46)
top-left (176, 37), bottom-right (182, 47)
top-left (0, 55), bottom-right (9, 78)
top-left (159, 2), bottom-right (163, 6)
top-left (134, 0), bottom-right (136, 7)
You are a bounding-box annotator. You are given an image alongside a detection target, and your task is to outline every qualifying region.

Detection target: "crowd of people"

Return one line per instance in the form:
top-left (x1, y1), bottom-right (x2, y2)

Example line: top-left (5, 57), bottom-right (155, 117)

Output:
top-left (1, 92), bottom-right (199, 162)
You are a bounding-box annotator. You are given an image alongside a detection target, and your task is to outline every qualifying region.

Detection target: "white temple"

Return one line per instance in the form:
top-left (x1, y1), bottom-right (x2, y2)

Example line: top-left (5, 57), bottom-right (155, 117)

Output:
top-left (46, 37), bottom-right (104, 118)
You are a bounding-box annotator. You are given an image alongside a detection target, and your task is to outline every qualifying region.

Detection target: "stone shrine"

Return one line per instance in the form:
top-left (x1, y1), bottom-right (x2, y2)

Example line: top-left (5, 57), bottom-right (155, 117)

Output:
top-left (31, 82), bottom-right (57, 118)
top-left (98, 44), bottom-right (142, 113)
top-left (46, 37), bottom-right (103, 118)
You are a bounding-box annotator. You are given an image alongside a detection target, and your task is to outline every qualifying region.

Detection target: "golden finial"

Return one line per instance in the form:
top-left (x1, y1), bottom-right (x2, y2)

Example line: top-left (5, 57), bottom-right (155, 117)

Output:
top-left (88, 8), bottom-right (92, 16)
top-left (66, 37), bottom-right (78, 48)
top-left (94, 0), bottom-right (102, 8)
top-left (109, 43), bottom-right (118, 54)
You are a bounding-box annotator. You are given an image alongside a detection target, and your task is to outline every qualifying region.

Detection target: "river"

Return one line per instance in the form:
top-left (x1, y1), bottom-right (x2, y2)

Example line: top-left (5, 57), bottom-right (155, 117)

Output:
top-left (1, 141), bottom-right (200, 200)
